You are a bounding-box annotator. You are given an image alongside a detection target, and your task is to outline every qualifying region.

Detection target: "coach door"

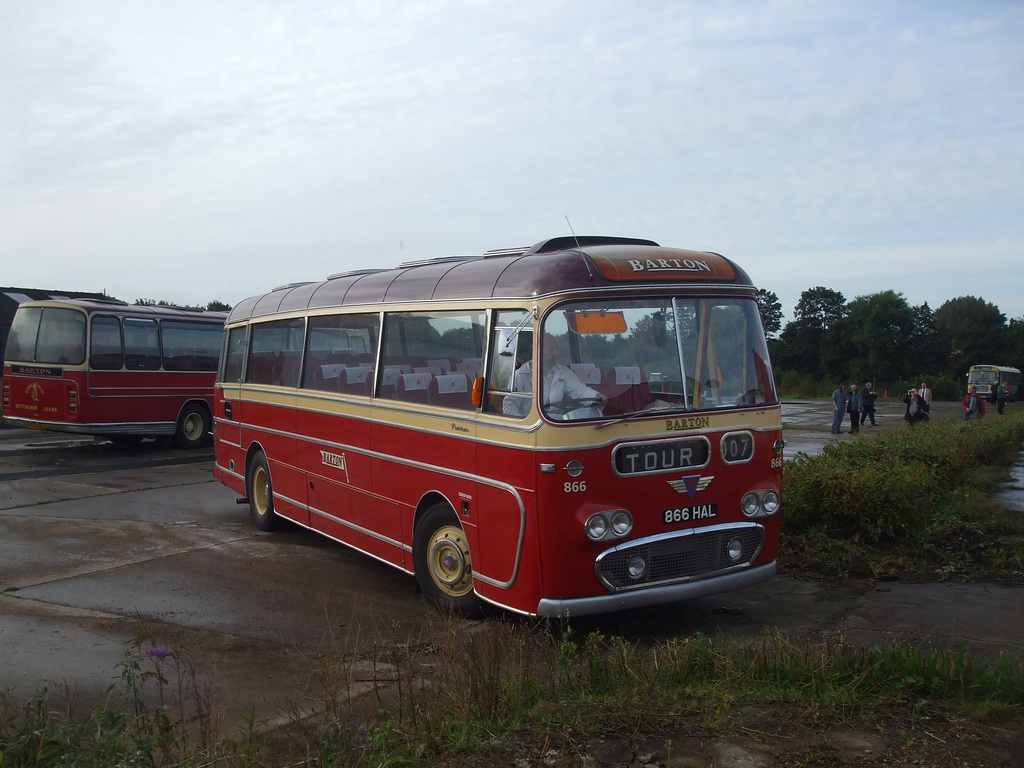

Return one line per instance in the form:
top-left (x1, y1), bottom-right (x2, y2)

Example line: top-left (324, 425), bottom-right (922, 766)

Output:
top-left (218, 325), bottom-right (247, 449)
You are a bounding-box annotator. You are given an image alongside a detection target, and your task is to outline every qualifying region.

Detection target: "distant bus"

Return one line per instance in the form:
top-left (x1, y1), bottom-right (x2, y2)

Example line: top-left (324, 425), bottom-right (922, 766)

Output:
top-left (2, 299), bottom-right (225, 447)
top-left (213, 235), bottom-right (783, 617)
top-left (967, 365), bottom-right (1022, 402)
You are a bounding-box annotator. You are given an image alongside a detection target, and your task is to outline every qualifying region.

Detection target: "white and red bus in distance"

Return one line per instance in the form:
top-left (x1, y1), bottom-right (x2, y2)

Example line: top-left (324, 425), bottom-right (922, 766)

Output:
top-left (2, 299), bottom-right (225, 447)
top-left (967, 364), bottom-right (1022, 402)
top-left (214, 236), bottom-right (782, 617)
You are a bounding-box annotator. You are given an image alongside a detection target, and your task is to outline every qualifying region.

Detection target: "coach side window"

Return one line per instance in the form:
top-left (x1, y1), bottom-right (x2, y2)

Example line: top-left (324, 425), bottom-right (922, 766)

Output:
top-left (303, 313), bottom-right (380, 392)
top-left (162, 321), bottom-right (222, 372)
top-left (90, 316), bottom-right (124, 370)
top-left (221, 327), bottom-right (248, 383)
top-left (246, 318), bottom-right (305, 387)
top-left (123, 318), bottom-right (160, 371)
top-left (487, 310), bottom-right (533, 418)
top-left (379, 310), bottom-right (485, 408)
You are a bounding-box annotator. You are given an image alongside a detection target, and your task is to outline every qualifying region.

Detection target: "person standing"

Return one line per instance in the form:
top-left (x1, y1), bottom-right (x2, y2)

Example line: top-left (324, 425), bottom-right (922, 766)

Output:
top-left (830, 383), bottom-right (846, 434)
top-left (997, 382), bottom-right (1008, 415)
top-left (962, 384), bottom-right (985, 420)
top-left (847, 383), bottom-right (861, 434)
top-left (919, 382), bottom-right (933, 415)
top-left (904, 387), bottom-right (927, 424)
top-left (860, 382), bottom-right (878, 426)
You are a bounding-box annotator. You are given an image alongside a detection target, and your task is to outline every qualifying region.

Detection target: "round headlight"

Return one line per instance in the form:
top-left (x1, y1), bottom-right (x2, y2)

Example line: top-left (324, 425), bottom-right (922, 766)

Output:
top-left (627, 554), bottom-right (647, 579)
top-left (726, 537), bottom-right (744, 562)
top-left (610, 510), bottom-right (633, 537)
top-left (762, 490), bottom-right (780, 514)
top-left (585, 513), bottom-right (608, 541)
top-left (741, 492), bottom-right (760, 517)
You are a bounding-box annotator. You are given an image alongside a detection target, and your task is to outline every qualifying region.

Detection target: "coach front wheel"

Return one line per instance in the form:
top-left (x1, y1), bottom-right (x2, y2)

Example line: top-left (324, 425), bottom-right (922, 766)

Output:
top-left (247, 452), bottom-right (279, 531)
top-left (413, 503), bottom-right (484, 617)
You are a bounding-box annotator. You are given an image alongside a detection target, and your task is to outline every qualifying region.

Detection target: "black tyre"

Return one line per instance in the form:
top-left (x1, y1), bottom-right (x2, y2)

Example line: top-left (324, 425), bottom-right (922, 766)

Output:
top-left (174, 402), bottom-right (211, 448)
top-left (413, 503), bottom-right (485, 617)
top-left (247, 452), bottom-right (279, 531)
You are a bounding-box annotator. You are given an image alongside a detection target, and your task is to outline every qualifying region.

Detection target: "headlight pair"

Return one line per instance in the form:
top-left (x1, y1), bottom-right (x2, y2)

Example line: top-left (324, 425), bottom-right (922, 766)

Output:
top-left (741, 489), bottom-right (780, 517)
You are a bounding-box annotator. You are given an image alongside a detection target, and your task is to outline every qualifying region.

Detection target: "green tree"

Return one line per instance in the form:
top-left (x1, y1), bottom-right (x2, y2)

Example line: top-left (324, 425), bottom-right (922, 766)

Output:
top-left (774, 287), bottom-right (846, 376)
top-left (906, 302), bottom-right (945, 376)
top-left (793, 287), bottom-right (847, 330)
top-left (933, 296), bottom-right (1006, 378)
top-left (843, 290), bottom-right (917, 382)
top-left (755, 288), bottom-right (783, 340)
top-left (1006, 317), bottom-right (1024, 370)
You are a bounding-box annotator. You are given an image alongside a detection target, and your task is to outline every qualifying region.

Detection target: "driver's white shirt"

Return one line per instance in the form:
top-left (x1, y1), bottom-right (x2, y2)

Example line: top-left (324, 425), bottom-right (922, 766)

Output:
top-left (544, 364), bottom-right (599, 405)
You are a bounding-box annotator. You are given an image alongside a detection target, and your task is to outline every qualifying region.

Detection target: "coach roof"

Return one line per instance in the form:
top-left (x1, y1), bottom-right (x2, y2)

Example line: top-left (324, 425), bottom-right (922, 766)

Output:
top-left (227, 236), bottom-right (754, 323)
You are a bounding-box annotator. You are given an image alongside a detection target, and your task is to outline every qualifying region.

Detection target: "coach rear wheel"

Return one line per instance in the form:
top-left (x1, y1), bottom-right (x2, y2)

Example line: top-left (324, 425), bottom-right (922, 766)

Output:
top-left (413, 503), bottom-right (484, 617)
top-left (247, 452), bottom-right (279, 531)
top-left (175, 403), bottom-right (211, 448)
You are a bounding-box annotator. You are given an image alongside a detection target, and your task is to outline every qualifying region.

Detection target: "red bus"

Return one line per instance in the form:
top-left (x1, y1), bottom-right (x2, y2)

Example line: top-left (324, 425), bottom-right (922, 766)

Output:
top-left (2, 299), bottom-right (225, 447)
top-left (213, 236), bottom-right (782, 617)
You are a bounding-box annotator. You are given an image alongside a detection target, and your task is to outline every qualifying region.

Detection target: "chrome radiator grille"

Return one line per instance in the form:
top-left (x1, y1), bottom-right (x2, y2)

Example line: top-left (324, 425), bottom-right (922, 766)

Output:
top-left (595, 524), bottom-right (765, 592)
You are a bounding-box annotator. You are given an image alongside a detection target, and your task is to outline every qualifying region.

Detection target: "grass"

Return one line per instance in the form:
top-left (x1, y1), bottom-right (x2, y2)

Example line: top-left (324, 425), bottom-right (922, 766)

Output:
top-left (2, 616), bottom-right (1023, 766)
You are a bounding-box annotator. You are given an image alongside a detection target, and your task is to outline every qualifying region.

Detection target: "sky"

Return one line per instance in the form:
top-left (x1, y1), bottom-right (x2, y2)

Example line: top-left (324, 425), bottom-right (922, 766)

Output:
top-left (1, 1), bottom-right (1022, 326)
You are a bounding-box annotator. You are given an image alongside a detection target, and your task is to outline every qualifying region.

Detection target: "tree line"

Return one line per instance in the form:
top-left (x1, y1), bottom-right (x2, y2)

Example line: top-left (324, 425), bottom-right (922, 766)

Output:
top-left (755, 287), bottom-right (1024, 398)
top-left (133, 298), bottom-right (231, 312)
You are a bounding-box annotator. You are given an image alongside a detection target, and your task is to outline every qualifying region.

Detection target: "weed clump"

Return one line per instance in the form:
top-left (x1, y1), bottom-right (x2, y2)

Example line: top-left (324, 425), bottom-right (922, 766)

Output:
top-left (781, 412), bottom-right (1024, 581)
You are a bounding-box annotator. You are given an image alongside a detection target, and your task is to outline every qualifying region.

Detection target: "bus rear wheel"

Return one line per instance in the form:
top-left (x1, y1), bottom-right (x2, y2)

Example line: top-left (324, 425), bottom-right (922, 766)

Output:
top-left (413, 503), bottom-right (484, 617)
top-left (175, 403), bottom-right (210, 448)
top-left (247, 452), bottom-right (279, 531)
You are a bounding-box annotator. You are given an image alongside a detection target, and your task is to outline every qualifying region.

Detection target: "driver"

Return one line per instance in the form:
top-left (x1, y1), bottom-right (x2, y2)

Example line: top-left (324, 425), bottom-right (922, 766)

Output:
top-left (540, 334), bottom-right (607, 417)
top-left (502, 334), bottom-right (607, 418)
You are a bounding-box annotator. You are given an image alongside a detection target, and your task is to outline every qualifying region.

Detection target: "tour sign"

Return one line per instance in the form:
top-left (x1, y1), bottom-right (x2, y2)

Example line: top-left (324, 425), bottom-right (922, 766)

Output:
top-left (613, 437), bottom-right (710, 476)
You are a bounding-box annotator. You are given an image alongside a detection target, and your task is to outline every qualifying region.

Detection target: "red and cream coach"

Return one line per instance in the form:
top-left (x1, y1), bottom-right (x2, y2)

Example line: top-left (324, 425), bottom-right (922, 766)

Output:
top-left (212, 236), bottom-right (783, 617)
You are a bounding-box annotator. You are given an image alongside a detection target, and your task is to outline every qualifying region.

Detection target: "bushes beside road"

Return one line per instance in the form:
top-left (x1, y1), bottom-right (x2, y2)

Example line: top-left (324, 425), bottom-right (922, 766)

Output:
top-left (782, 411), bottom-right (1024, 581)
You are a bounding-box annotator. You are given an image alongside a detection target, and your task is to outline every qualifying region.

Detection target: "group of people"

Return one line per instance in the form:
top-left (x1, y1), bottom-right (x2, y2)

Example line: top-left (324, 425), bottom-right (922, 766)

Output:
top-left (830, 381), bottom-right (881, 434)
top-left (831, 380), bottom-right (944, 433)
top-left (830, 379), bottom-right (1011, 431)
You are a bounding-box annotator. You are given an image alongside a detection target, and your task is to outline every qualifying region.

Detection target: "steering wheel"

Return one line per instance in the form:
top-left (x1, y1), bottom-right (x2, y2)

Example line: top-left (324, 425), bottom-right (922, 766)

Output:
top-left (545, 397), bottom-right (605, 418)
